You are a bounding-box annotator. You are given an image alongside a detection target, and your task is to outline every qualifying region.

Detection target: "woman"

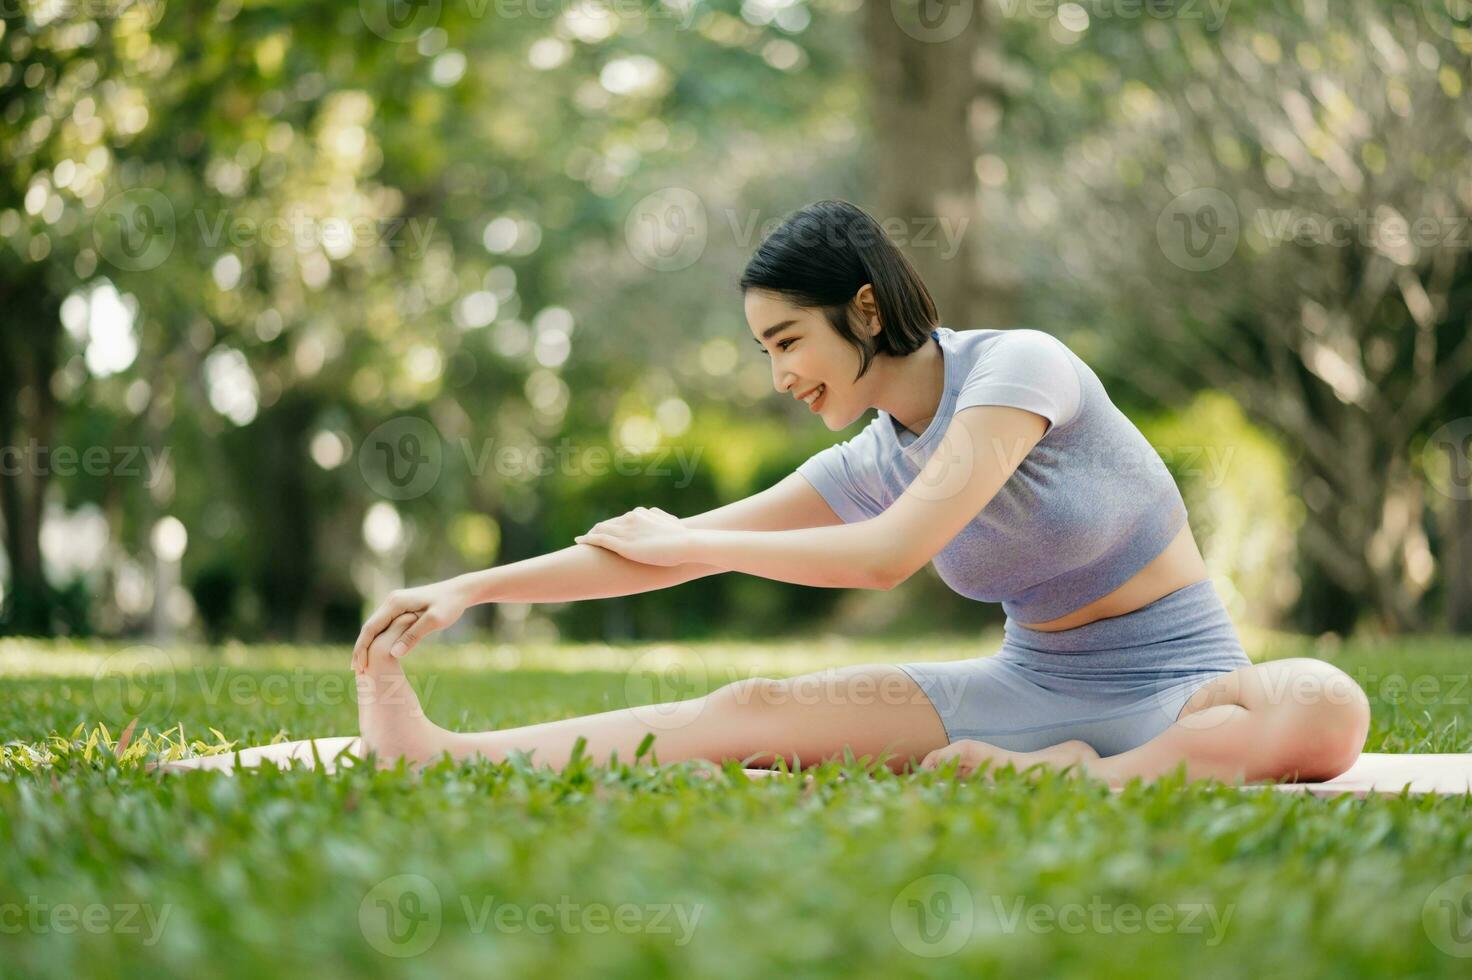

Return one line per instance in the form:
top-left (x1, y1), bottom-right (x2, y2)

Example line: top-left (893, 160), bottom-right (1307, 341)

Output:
top-left (170, 200), bottom-right (1371, 787)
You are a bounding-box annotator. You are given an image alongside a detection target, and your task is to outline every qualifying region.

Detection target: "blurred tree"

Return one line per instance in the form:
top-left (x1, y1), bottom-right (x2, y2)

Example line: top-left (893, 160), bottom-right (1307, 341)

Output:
top-left (987, 0), bottom-right (1472, 633)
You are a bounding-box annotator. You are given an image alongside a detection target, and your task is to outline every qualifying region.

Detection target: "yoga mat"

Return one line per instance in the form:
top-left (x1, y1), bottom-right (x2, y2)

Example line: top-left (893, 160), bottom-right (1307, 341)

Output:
top-left (1248, 753), bottom-right (1472, 799)
top-left (154, 740), bottom-right (1472, 797)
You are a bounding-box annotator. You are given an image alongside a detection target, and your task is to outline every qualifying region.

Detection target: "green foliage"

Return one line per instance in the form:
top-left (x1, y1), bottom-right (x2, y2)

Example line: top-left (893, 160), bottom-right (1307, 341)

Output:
top-left (1138, 390), bottom-right (1300, 625)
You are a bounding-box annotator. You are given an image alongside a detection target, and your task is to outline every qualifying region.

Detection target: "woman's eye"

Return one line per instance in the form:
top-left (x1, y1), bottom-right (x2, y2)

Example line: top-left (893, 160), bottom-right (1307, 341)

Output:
top-left (777, 339), bottom-right (795, 352)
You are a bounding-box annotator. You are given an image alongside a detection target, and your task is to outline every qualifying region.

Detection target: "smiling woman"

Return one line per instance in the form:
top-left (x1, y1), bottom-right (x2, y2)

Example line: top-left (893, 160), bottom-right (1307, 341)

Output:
top-left (168, 199), bottom-right (1369, 792)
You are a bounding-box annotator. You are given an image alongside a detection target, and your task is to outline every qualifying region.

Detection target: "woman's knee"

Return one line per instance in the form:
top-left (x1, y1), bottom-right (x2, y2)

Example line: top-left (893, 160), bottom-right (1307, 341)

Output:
top-left (707, 676), bottom-right (784, 713)
top-left (1270, 659), bottom-right (1371, 779)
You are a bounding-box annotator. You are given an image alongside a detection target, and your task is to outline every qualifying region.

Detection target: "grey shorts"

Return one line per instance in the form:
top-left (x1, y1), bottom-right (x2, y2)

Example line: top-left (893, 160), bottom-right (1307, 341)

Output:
top-left (896, 579), bottom-right (1253, 757)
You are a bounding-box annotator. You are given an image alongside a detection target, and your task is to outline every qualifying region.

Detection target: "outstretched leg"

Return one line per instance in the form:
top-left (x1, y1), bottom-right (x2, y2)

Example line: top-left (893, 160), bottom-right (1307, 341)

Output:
top-left (357, 613), bottom-right (952, 773)
top-left (932, 658), bottom-right (1371, 789)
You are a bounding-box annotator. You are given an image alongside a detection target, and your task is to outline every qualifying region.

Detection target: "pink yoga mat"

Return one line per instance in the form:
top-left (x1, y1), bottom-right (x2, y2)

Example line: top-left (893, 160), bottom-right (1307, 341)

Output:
top-left (155, 740), bottom-right (1472, 797)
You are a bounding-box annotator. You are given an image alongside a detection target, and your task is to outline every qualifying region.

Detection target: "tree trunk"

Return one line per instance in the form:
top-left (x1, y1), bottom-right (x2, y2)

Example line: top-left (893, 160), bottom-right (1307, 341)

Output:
top-left (862, 0), bottom-right (1008, 329)
top-left (1443, 450), bottom-right (1472, 632)
top-left (0, 271), bottom-right (61, 636)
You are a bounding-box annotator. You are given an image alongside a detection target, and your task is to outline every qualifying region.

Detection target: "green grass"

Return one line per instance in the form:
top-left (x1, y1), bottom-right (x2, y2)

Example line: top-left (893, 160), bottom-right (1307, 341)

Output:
top-left (2, 632), bottom-right (1472, 978)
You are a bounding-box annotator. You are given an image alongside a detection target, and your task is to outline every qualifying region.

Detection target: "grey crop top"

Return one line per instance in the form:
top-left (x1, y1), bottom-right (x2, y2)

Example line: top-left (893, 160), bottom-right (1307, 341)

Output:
top-left (795, 326), bottom-right (1188, 624)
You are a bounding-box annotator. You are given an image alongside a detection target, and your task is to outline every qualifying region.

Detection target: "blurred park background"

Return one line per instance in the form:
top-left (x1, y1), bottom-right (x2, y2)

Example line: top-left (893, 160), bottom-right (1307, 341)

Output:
top-left (2, 0), bottom-right (1471, 649)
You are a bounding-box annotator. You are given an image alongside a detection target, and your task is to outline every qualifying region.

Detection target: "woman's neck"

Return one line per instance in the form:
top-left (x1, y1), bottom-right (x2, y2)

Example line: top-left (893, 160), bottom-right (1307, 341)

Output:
top-left (872, 333), bottom-right (944, 437)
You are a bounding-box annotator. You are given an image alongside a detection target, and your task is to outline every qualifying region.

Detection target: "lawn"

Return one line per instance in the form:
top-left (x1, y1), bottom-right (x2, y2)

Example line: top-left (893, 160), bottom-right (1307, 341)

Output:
top-left (1, 632), bottom-right (1470, 978)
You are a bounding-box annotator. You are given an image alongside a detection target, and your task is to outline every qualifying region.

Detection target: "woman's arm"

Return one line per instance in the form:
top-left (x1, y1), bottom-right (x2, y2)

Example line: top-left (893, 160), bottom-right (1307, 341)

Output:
top-left (353, 472), bottom-right (842, 667)
top-left (679, 404), bottom-right (1049, 590)
top-left (465, 470), bottom-right (845, 605)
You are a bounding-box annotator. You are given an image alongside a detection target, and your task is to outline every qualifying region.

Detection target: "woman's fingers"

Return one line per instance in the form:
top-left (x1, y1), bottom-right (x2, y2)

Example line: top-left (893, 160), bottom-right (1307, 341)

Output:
top-left (362, 611), bottom-right (419, 671)
top-left (390, 609), bottom-right (439, 658)
top-left (356, 601), bottom-right (414, 672)
top-left (354, 596), bottom-right (410, 671)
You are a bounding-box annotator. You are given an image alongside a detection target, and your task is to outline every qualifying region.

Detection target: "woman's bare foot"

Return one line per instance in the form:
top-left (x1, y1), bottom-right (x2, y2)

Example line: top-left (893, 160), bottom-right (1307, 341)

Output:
top-left (1026, 739), bottom-right (1100, 773)
top-left (356, 614), bottom-right (456, 769)
top-left (924, 738), bottom-right (1101, 780)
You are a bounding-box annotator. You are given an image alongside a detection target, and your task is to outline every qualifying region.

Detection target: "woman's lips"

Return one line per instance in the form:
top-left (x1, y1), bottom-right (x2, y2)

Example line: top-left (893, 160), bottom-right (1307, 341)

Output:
top-left (807, 384), bottom-right (826, 412)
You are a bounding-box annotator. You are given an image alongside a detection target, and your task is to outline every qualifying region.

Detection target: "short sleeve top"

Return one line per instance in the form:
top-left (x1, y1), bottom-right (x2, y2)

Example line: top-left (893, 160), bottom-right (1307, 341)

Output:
top-left (794, 326), bottom-right (1187, 624)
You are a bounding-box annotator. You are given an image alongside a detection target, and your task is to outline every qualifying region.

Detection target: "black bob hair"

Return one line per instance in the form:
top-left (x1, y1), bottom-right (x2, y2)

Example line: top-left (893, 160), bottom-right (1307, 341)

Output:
top-left (737, 199), bottom-right (939, 380)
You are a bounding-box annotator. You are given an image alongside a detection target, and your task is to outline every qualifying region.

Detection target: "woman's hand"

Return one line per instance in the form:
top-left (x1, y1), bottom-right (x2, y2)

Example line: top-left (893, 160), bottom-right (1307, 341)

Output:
top-left (351, 576), bottom-right (476, 674)
top-left (573, 506), bottom-right (695, 567)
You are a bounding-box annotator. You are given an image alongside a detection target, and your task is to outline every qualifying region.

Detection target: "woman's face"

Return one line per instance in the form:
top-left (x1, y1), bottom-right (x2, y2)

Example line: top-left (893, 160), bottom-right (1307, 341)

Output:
top-left (744, 289), bottom-right (871, 430)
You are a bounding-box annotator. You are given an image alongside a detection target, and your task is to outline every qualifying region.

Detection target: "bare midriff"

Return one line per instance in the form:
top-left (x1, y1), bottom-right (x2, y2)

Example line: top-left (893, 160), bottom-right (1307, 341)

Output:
top-left (1015, 523), bottom-right (1210, 632)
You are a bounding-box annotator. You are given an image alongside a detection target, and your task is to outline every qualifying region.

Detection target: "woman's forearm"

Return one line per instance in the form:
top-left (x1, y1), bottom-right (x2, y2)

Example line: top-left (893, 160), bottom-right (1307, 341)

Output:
top-left (457, 543), bottom-right (725, 606)
top-left (685, 523), bottom-right (894, 590)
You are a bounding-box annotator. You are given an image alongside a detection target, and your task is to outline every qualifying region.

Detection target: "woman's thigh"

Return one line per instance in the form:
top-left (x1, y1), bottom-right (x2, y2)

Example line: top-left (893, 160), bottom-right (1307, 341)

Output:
top-left (1173, 657), bottom-right (1367, 723)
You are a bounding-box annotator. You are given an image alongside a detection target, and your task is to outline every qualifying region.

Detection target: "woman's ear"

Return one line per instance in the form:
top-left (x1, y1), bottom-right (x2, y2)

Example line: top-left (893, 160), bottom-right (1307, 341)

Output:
top-left (852, 284), bottom-right (881, 336)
